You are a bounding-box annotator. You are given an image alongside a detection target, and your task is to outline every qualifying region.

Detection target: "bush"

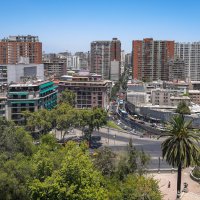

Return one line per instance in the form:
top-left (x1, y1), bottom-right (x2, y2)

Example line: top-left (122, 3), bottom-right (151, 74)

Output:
top-left (193, 167), bottom-right (200, 178)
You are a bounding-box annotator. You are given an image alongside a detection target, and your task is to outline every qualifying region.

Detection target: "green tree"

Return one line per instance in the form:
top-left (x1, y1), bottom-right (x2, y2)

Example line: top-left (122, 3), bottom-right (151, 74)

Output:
top-left (23, 109), bottom-right (52, 134)
top-left (29, 142), bottom-right (109, 200)
top-left (59, 90), bottom-right (76, 107)
top-left (127, 138), bottom-right (138, 173)
top-left (121, 175), bottom-right (162, 200)
top-left (93, 147), bottom-right (116, 177)
top-left (79, 107), bottom-right (107, 144)
top-left (0, 153), bottom-right (33, 200)
top-left (0, 119), bottom-right (34, 157)
top-left (115, 139), bottom-right (150, 180)
top-left (56, 109), bottom-right (77, 140)
top-left (175, 101), bottom-right (191, 115)
top-left (159, 114), bottom-right (200, 198)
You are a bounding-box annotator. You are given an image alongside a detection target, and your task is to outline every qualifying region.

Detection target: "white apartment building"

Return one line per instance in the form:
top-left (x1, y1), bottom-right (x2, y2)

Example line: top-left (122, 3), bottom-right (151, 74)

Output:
top-left (110, 60), bottom-right (120, 81)
top-left (0, 63), bottom-right (44, 84)
top-left (127, 91), bottom-right (148, 106)
top-left (175, 42), bottom-right (200, 81)
top-left (72, 56), bottom-right (80, 69)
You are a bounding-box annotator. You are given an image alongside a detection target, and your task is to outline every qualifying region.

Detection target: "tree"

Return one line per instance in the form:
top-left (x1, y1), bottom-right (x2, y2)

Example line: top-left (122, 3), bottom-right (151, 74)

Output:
top-left (159, 114), bottom-right (200, 198)
top-left (121, 175), bottom-right (162, 200)
top-left (23, 110), bottom-right (52, 134)
top-left (0, 153), bottom-right (33, 200)
top-left (127, 138), bottom-right (138, 173)
top-left (175, 101), bottom-right (190, 115)
top-left (0, 119), bottom-right (34, 157)
top-left (115, 139), bottom-right (150, 180)
top-left (93, 147), bottom-right (116, 177)
top-left (29, 142), bottom-right (109, 200)
top-left (59, 90), bottom-right (76, 107)
top-left (79, 107), bottom-right (107, 145)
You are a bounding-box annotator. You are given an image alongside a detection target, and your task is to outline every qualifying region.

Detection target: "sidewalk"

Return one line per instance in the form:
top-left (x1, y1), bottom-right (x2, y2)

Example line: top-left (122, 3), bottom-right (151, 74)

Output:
top-left (149, 168), bottom-right (200, 200)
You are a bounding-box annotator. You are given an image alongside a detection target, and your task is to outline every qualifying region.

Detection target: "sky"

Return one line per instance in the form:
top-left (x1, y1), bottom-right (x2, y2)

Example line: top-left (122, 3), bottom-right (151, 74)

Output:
top-left (1, 0), bottom-right (200, 53)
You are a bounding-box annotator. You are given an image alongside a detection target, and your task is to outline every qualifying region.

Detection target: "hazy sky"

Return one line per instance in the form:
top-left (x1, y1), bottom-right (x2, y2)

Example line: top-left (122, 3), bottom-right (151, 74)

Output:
top-left (1, 0), bottom-right (200, 53)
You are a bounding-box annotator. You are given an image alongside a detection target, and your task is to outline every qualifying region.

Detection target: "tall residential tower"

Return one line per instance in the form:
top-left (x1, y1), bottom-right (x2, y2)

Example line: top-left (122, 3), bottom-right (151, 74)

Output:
top-left (90, 38), bottom-right (121, 80)
top-left (132, 38), bottom-right (174, 81)
top-left (0, 35), bottom-right (42, 64)
top-left (175, 42), bottom-right (200, 81)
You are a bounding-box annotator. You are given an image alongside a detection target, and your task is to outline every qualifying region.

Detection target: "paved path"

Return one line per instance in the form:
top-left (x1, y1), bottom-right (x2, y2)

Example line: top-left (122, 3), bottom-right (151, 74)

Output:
top-left (149, 168), bottom-right (200, 200)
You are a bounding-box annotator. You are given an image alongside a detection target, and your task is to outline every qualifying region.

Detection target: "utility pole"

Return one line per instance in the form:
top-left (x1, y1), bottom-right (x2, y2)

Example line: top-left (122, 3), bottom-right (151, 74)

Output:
top-left (107, 127), bottom-right (110, 145)
top-left (113, 134), bottom-right (116, 146)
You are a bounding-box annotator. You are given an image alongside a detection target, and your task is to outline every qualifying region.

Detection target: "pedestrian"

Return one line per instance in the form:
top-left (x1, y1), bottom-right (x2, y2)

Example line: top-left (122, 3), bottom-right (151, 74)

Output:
top-left (168, 181), bottom-right (171, 188)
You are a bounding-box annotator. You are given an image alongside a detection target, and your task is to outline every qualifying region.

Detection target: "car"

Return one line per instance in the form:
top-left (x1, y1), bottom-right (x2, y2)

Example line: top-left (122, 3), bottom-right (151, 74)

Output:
top-left (138, 120), bottom-right (145, 124)
top-left (130, 129), bottom-right (135, 134)
top-left (123, 125), bottom-right (128, 130)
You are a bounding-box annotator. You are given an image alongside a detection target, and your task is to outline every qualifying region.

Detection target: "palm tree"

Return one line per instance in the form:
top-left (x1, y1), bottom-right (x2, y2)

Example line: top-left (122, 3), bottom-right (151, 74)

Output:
top-left (159, 114), bottom-right (200, 198)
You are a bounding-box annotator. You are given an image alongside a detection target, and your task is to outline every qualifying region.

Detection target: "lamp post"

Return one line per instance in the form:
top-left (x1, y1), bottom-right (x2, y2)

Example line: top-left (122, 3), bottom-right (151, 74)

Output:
top-left (107, 127), bottom-right (110, 145)
top-left (113, 134), bottom-right (116, 146)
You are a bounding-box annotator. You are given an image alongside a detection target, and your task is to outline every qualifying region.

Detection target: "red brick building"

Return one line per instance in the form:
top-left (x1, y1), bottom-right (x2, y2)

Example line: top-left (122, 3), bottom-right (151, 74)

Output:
top-left (132, 38), bottom-right (174, 81)
top-left (0, 35), bottom-right (42, 64)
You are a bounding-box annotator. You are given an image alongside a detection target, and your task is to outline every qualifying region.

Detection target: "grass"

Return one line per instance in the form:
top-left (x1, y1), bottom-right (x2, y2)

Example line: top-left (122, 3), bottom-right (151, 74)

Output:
top-left (106, 121), bottom-right (123, 131)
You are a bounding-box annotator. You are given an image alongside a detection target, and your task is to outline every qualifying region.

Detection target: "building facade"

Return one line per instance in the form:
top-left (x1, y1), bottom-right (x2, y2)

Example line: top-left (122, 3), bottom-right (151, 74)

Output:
top-left (132, 38), bottom-right (174, 81)
top-left (0, 35), bottom-right (42, 64)
top-left (151, 89), bottom-right (178, 106)
top-left (110, 60), bottom-right (120, 81)
top-left (7, 81), bottom-right (57, 124)
top-left (188, 90), bottom-right (200, 105)
top-left (175, 42), bottom-right (200, 81)
top-left (58, 72), bottom-right (112, 109)
top-left (90, 38), bottom-right (121, 80)
top-left (0, 63), bottom-right (44, 84)
top-left (43, 54), bottom-right (66, 79)
top-left (169, 58), bottom-right (186, 81)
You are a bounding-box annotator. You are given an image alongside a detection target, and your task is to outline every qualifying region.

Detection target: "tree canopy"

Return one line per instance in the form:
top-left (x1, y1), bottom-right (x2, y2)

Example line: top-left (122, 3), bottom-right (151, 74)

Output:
top-left (175, 101), bottom-right (191, 115)
top-left (159, 114), bottom-right (200, 197)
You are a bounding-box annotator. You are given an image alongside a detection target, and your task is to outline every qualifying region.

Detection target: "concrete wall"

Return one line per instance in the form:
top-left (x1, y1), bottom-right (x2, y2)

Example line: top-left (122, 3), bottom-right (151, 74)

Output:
top-left (7, 64), bottom-right (44, 83)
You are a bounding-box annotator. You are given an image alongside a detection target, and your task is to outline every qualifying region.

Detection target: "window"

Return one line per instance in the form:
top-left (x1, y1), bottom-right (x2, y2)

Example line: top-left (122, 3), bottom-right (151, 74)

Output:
top-left (21, 95), bottom-right (26, 99)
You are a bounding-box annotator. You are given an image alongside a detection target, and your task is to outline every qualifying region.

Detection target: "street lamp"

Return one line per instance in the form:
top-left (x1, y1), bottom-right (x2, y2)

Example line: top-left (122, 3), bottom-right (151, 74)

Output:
top-left (107, 127), bottom-right (110, 144)
top-left (113, 134), bottom-right (116, 146)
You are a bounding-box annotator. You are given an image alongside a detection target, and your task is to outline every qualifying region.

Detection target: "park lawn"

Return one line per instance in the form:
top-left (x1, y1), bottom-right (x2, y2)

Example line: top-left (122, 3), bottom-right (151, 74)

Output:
top-left (107, 121), bottom-right (123, 131)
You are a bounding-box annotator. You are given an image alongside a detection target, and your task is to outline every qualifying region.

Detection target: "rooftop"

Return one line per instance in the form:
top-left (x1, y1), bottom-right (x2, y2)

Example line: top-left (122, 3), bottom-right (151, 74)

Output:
top-left (9, 80), bottom-right (51, 87)
top-left (189, 90), bottom-right (200, 94)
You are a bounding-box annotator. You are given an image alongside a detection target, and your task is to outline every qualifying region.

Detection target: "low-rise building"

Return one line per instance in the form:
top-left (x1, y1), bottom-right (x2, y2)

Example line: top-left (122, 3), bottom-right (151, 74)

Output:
top-left (151, 89), bottom-right (180, 106)
top-left (0, 93), bottom-right (6, 118)
top-left (164, 81), bottom-right (189, 93)
top-left (127, 91), bottom-right (148, 106)
top-left (188, 90), bottom-right (200, 105)
top-left (170, 96), bottom-right (190, 106)
top-left (58, 72), bottom-right (112, 109)
top-left (7, 80), bottom-right (57, 124)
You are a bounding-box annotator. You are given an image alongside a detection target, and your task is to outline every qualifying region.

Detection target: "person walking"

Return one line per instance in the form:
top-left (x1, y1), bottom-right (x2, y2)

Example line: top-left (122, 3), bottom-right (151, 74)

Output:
top-left (168, 181), bottom-right (171, 188)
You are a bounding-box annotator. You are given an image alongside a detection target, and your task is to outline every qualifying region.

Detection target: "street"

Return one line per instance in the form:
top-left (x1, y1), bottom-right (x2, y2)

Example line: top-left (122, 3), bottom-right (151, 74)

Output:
top-left (53, 126), bottom-right (171, 169)
top-left (93, 127), bottom-right (171, 169)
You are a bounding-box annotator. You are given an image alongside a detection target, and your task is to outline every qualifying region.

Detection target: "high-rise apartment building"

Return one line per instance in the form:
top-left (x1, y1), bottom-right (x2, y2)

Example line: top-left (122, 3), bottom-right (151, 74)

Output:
top-left (175, 42), bottom-right (200, 81)
top-left (125, 53), bottom-right (132, 69)
top-left (90, 38), bottom-right (121, 80)
top-left (132, 38), bottom-right (174, 81)
top-left (0, 35), bottom-right (42, 64)
top-left (111, 38), bottom-right (121, 62)
top-left (169, 58), bottom-right (186, 81)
